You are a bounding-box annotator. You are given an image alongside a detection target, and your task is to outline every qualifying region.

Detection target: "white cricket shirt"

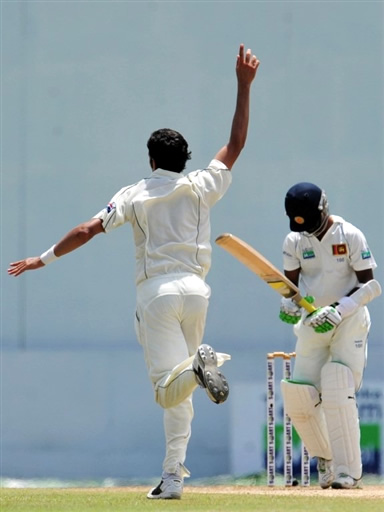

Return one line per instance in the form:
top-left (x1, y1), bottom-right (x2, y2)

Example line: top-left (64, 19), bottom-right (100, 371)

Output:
top-left (282, 215), bottom-right (377, 307)
top-left (93, 159), bottom-right (231, 286)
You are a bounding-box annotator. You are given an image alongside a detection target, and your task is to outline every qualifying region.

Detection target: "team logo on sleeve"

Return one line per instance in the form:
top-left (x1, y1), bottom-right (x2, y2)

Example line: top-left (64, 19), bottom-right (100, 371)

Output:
top-left (332, 244), bottom-right (347, 256)
top-left (106, 202), bottom-right (116, 213)
top-left (361, 249), bottom-right (372, 260)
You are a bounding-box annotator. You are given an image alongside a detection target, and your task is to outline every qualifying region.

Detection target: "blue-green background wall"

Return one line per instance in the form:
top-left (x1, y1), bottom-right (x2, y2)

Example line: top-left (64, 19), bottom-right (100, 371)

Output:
top-left (2, 1), bottom-right (383, 480)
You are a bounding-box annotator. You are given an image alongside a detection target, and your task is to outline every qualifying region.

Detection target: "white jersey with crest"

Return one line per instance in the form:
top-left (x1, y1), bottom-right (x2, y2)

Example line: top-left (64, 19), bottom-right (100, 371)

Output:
top-left (282, 215), bottom-right (377, 307)
top-left (93, 159), bottom-right (231, 288)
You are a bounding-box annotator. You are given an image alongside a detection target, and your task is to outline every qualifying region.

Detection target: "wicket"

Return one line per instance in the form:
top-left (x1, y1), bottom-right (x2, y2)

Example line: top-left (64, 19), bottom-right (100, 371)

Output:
top-left (267, 352), bottom-right (310, 487)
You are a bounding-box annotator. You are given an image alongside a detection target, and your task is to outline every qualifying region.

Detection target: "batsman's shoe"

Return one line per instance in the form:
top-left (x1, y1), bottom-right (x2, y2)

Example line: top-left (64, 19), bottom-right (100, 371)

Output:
top-left (331, 473), bottom-right (361, 489)
top-left (193, 344), bottom-right (229, 404)
top-left (147, 463), bottom-right (190, 500)
top-left (317, 458), bottom-right (334, 489)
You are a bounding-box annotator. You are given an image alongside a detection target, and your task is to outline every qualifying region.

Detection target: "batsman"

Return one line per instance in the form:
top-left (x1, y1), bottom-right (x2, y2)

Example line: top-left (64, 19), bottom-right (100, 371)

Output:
top-left (279, 182), bottom-right (381, 489)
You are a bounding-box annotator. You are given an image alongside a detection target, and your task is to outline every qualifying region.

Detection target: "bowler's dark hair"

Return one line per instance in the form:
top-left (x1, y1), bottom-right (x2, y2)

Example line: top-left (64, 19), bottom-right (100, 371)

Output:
top-left (147, 129), bottom-right (191, 173)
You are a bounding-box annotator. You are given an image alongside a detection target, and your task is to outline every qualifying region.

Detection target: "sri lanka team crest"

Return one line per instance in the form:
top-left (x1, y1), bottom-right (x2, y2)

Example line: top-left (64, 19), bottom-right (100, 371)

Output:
top-left (332, 244), bottom-right (347, 256)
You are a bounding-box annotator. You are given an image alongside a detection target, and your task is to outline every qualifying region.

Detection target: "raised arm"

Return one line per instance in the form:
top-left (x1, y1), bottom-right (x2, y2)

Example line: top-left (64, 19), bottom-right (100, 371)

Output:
top-left (8, 218), bottom-right (104, 277)
top-left (215, 44), bottom-right (260, 170)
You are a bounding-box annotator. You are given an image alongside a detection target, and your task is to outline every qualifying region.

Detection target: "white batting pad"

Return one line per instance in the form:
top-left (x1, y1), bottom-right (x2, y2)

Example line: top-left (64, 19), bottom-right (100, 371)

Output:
top-left (321, 362), bottom-right (362, 479)
top-left (280, 380), bottom-right (332, 459)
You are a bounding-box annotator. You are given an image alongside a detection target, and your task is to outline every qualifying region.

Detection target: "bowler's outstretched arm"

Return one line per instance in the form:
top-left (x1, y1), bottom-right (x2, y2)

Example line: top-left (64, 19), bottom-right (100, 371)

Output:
top-left (8, 218), bottom-right (104, 277)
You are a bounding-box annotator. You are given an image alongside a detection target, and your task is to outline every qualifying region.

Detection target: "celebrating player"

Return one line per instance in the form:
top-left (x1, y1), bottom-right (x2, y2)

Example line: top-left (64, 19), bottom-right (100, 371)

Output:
top-left (279, 182), bottom-right (381, 489)
top-left (8, 44), bottom-right (260, 499)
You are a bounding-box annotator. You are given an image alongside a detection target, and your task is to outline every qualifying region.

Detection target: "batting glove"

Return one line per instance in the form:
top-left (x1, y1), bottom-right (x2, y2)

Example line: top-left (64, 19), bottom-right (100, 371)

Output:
top-left (305, 305), bottom-right (342, 333)
top-left (279, 296), bottom-right (314, 325)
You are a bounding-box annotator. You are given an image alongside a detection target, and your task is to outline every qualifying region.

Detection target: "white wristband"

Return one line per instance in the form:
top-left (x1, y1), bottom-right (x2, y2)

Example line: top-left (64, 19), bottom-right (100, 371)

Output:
top-left (40, 245), bottom-right (59, 265)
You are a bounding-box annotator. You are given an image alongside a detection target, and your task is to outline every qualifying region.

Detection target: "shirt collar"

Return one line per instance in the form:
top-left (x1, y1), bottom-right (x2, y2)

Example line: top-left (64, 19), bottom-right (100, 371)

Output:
top-left (151, 168), bottom-right (184, 179)
top-left (330, 215), bottom-right (344, 224)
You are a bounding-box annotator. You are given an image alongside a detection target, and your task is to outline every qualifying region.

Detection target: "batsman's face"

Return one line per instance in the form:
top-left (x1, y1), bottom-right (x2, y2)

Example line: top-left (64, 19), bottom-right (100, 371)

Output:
top-left (304, 212), bottom-right (322, 233)
top-left (304, 211), bottom-right (330, 238)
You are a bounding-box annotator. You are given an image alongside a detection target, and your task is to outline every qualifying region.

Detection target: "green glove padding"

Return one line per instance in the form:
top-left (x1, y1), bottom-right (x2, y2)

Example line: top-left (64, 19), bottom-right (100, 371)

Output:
top-left (305, 304), bottom-right (342, 333)
top-left (279, 311), bottom-right (301, 324)
top-left (314, 322), bottom-right (335, 333)
top-left (279, 296), bottom-right (314, 325)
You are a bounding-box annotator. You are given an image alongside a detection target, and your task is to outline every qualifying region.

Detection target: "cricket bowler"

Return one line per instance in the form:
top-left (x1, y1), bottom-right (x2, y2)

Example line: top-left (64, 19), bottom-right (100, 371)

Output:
top-left (8, 44), bottom-right (260, 499)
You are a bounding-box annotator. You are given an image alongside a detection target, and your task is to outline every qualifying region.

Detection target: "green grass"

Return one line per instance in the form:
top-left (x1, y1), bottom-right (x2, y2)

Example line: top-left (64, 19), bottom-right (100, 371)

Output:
top-left (1, 488), bottom-right (383, 512)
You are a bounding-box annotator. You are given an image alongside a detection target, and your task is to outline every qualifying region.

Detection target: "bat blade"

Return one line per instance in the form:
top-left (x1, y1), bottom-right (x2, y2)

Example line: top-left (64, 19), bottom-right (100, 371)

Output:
top-left (215, 233), bottom-right (316, 313)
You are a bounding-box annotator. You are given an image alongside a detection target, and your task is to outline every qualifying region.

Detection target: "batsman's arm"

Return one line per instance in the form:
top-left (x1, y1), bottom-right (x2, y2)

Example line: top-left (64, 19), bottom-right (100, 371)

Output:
top-left (282, 267), bottom-right (317, 312)
top-left (8, 218), bottom-right (104, 277)
top-left (304, 269), bottom-right (381, 333)
top-left (355, 268), bottom-right (374, 285)
top-left (215, 44), bottom-right (260, 170)
top-left (330, 269), bottom-right (380, 319)
top-left (284, 268), bottom-right (300, 287)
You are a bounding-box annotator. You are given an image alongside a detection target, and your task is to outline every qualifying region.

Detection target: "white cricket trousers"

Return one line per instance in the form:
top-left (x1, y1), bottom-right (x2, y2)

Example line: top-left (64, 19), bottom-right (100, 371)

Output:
top-left (293, 307), bottom-right (371, 391)
top-left (135, 275), bottom-right (210, 474)
top-left (291, 307), bottom-right (371, 479)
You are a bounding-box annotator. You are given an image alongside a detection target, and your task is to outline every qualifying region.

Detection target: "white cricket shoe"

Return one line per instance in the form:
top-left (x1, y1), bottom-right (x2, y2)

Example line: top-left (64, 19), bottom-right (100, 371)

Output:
top-left (147, 463), bottom-right (190, 499)
top-left (317, 458), bottom-right (334, 489)
top-left (331, 473), bottom-right (361, 489)
top-left (193, 344), bottom-right (229, 404)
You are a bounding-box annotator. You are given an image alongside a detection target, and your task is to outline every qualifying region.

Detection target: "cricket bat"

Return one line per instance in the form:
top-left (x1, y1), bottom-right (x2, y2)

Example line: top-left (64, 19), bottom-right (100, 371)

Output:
top-left (215, 233), bottom-right (316, 313)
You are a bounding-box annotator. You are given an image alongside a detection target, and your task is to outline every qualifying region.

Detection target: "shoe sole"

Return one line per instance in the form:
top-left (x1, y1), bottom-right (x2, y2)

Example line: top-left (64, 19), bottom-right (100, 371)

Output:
top-left (147, 492), bottom-right (182, 499)
top-left (196, 345), bottom-right (229, 404)
top-left (147, 483), bottom-right (182, 499)
top-left (331, 482), bottom-right (359, 489)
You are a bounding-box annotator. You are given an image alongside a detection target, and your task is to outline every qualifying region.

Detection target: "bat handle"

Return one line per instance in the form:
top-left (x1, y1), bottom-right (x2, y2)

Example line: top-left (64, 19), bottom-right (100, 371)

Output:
top-left (293, 294), bottom-right (317, 313)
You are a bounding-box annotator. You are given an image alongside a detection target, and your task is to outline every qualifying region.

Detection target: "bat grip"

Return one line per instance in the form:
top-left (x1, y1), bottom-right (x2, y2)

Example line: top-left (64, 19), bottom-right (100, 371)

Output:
top-left (292, 294), bottom-right (317, 313)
